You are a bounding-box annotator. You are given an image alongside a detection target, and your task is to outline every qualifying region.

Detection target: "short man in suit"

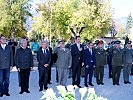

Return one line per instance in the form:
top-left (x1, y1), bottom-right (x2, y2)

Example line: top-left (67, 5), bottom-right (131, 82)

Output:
top-left (0, 35), bottom-right (13, 97)
top-left (15, 39), bottom-right (33, 94)
top-left (37, 40), bottom-right (51, 91)
top-left (84, 42), bottom-right (96, 87)
top-left (95, 41), bottom-right (107, 85)
top-left (123, 41), bottom-right (133, 84)
top-left (71, 36), bottom-right (83, 88)
top-left (54, 40), bottom-right (72, 86)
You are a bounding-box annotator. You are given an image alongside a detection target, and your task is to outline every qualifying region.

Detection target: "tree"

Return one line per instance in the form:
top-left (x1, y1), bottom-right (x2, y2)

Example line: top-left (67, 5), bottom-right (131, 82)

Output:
top-left (31, 0), bottom-right (112, 41)
top-left (0, 0), bottom-right (32, 38)
top-left (125, 13), bottom-right (133, 35)
top-left (116, 21), bottom-right (125, 38)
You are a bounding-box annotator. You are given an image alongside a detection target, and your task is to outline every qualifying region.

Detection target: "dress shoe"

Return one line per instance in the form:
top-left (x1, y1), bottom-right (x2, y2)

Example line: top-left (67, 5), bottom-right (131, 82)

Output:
top-left (77, 85), bottom-right (82, 88)
top-left (19, 91), bottom-right (24, 94)
top-left (97, 82), bottom-right (100, 85)
top-left (44, 87), bottom-right (48, 90)
top-left (127, 81), bottom-right (131, 84)
top-left (48, 82), bottom-right (52, 84)
top-left (113, 83), bottom-right (115, 85)
top-left (124, 81), bottom-right (127, 84)
top-left (25, 90), bottom-right (30, 93)
top-left (89, 83), bottom-right (94, 86)
top-left (116, 83), bottom-right (120, 85)
top-left (100, 83), bottom-right (104, 85)
top-left (5, 93), bottom-right (10, 96)
top-left (84, 84), bottom-right (88, 87)
top-left (130, 73), bottom-right (133, 76)
top-left (68, 76), bottom-right (71, 78)
top-left (39, 88), bottom-right (43, 92)
top-left (0, 93), bottom-right (3, 97)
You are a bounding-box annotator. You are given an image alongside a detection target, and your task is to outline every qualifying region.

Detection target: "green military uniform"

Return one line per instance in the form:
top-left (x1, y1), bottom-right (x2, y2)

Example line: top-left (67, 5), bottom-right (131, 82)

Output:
top-left (123, 41), bottom-right (133, 84)
top-left (95, 47), bottom-right (107, 85)
top-left (111, 41), bottom-right (123, 85)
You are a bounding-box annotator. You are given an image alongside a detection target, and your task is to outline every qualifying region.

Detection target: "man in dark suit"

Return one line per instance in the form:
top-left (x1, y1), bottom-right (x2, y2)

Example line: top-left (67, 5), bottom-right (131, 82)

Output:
top-left (0, 35), bottom-right (13, 97)
top-left (47, 43), bottom-right (53, 84)
top-left (71, 36), bottom-right (83, 88)
top-left (37, 40), bottom-right (51, 91)
top-left (84, 42), bottom-right (96, 87)
top-left (15, 39), bottom-right (33, 94)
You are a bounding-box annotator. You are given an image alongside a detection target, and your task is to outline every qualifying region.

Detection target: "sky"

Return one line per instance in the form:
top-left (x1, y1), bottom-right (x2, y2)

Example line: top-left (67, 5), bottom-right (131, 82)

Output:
top-left (111, 0), bottom-right (133, 19)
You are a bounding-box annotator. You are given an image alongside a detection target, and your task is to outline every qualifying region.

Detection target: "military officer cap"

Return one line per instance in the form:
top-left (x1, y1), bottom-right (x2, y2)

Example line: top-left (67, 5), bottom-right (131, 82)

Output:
top-left (111, 41), bottom-right (115, 44)
top-left (114, 40), bottom-right (121, 44)
top-left (98, 40), bottom-right (104, 45)
top-left (126, 41), bottom-right (132, 44)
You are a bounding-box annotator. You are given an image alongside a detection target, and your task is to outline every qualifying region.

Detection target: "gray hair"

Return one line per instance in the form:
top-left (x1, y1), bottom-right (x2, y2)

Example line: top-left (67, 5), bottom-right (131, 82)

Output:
top-left (20, 39), bottom-right (27, 44)
top-left (41, 40), bottom-right (49, 44)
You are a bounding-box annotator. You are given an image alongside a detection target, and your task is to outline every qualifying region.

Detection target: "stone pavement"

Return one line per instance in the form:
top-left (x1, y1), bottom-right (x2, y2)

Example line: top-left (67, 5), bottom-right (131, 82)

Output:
top-left (0, 58), bottom-right (133, 100)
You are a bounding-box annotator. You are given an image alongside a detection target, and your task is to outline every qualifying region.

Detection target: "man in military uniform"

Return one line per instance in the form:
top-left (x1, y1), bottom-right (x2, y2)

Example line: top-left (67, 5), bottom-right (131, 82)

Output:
top-left (65, 37), bottom-right (75, 78)
top-left (111, 40), bottom-right (123, 85)
top-left (95, 40), bottom-right (107, 85)
top-left (123, 41), bottom-right (133, 84)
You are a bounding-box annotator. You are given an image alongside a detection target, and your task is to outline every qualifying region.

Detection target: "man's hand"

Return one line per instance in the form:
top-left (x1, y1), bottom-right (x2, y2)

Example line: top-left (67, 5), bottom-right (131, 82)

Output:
top-left (17, 68), bottom-right (20, 72)
top-left (44, 64), bottom-right (49, 67)
top-left (10, 66), bottom-right (13, 71)
top-left (31, 67), bottom-right (33, 70)
top-left (86, 65), bottom-right (89, 68)
top-left (82, 63), bottom-right (84, 66)
top-left (68, 66), bottom-right (71, 68)
top-left (79, 48), bottom-right (82, 51)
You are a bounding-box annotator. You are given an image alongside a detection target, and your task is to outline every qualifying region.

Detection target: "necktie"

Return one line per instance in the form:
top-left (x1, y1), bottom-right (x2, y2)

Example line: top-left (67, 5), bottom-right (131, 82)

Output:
top-left (44, 49), bottom-right (47, 55)
top-left (90, 49), bottom-right (92, 55)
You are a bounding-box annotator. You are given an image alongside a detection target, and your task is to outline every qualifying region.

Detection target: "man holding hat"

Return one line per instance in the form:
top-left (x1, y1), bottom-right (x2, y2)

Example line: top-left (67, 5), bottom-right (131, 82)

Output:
top-left (95, 40), bottom-right (107, 85)
top-left (123, 41), bottom-right (133, 84)
top-left (111, 40), bottom-right (123, 85)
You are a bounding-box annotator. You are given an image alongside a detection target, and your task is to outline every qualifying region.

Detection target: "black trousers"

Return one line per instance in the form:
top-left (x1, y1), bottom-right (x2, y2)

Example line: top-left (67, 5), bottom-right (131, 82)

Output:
top-left (48, 65), bottom-right (52, 83)
top-left (39, 68), bottom-right (48, 89)
top-left (72, 63), bottom-right (81, 86)
top-left (108, 63), bottom-right (112, 77)
top-left (20, 68), bottom-right (30, 92)
top-left (84, 66), bottom-right (93, 84)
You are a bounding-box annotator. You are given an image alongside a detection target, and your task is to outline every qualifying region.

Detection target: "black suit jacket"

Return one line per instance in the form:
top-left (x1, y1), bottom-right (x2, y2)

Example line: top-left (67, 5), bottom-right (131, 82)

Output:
top-left (37, 48), bottom-right (51, 70)
top-left (71, 43), bottom-right (84, 67)
top-left (15, 47), bottom-right (33, 69)
top-left (0, 45), bottom-right (13, 69)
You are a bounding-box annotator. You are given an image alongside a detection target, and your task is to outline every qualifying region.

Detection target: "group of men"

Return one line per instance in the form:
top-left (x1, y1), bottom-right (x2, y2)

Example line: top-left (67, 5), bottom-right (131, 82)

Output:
top-left (57, 36), bottom-right (133, 87)
top-left (0, 34), bottom-right (133, 97)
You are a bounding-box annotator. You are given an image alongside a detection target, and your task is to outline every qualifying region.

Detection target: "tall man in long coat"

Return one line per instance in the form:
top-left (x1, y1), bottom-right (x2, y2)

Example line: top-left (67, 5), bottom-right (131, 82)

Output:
top-left (0, 35), bottom-right (13, 97)
top-left (123, 41), bottom-right (133, 84)
top-left (16, 39), bottom-right (33, 94)
top-left (54, 40), bottom-right (72, 86)
top-left (37, 41), bottom-right (51, 91)
top-left (71, 36), bottom-right (84, 88)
